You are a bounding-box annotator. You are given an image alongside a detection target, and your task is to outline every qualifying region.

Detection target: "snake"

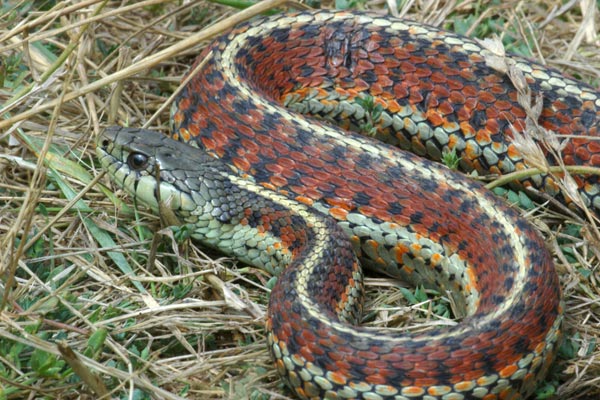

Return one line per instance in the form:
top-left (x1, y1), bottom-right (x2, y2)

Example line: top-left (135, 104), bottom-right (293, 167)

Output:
top-left (94, 9), bottom-right (600, 399)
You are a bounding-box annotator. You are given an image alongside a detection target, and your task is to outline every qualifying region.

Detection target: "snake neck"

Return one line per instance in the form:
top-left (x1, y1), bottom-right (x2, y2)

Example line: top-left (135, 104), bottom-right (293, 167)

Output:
top-left (97, 126), bottom-right (364, 323)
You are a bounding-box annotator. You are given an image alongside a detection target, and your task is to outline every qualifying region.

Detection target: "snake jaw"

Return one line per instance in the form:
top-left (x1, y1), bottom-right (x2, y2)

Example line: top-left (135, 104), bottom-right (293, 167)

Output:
top-left (97, 127), bottom-right (184, 214)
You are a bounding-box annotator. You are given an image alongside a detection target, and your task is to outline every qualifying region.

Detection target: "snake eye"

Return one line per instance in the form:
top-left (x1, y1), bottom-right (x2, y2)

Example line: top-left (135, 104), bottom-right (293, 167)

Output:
top-left (127, 152), bottom-right (149, 170)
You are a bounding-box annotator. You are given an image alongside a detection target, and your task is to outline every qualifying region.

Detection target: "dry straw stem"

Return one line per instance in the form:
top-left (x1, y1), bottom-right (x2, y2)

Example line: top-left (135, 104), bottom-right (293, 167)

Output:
top-left (0, 0), bottom-right (303, 130)
top-left (0, 0), bottom-right (599, 399)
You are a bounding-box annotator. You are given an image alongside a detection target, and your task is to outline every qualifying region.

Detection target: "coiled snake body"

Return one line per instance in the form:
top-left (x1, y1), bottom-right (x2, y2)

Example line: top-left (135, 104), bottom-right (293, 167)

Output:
top-left (94, 9), bottom-right (600, 399)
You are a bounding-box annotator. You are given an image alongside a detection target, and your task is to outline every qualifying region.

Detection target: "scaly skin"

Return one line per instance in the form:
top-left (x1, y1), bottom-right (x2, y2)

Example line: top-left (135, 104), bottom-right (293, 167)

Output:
top-left (97, 10), bottom-right (579, 400)
top-left (98, 123), bottom-right (561, 400)
top-left (173, 10), bottom-right (600, 211)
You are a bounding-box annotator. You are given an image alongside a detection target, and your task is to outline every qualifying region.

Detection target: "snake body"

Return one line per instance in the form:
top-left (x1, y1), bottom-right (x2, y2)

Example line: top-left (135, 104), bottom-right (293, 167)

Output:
top-left (94, 10), bottom-right (590, 399)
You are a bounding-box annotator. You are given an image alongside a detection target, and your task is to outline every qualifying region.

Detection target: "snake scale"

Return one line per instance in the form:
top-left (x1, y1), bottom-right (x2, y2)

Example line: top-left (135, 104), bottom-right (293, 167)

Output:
top-left (97, 9), bottom-right (600, 399)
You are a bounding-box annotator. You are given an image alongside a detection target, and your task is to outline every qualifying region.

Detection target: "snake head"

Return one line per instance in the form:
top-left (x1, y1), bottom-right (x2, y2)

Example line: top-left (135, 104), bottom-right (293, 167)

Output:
top-left (96, 126), bottom-right (324, 276)
top-left (96, 126), bottom-right (241, 224)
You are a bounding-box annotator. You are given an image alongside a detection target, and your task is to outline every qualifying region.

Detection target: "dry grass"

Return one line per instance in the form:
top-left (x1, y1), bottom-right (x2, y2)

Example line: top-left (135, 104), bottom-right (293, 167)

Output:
top-left (0, 0), bottom-right (599, 399)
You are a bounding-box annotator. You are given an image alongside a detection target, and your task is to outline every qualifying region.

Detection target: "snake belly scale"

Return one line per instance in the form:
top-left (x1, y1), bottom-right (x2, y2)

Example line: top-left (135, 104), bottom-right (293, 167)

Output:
top-left (94, 9), bottom-right (593, 400)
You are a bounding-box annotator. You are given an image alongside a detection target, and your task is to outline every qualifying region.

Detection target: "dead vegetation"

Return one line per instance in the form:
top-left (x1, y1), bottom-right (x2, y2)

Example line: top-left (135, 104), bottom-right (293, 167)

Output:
top-left (0, 0), bottom-right (599, 399)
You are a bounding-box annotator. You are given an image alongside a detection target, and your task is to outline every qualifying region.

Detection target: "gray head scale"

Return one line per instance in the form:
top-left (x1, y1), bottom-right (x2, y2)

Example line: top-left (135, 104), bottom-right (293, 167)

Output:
top-left (96, 126), bottom-right (243, 225)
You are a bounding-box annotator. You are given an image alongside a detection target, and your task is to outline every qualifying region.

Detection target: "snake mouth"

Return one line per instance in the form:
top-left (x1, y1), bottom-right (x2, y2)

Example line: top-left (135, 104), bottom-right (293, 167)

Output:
top-left (96, 126), bottom-right (262, 224)
top-left (97, 127), bottom-right (165, 213)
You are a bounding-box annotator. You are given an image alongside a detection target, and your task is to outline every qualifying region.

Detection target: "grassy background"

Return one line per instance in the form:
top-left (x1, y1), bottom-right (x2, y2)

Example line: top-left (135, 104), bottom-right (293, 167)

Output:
top-left (0, 0), bottom-right (599, 399)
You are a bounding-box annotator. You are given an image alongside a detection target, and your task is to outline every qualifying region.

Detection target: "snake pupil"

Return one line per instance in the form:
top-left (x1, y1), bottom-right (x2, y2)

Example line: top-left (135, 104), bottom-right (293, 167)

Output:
top-left (127, 153), bottom-right (149, 170)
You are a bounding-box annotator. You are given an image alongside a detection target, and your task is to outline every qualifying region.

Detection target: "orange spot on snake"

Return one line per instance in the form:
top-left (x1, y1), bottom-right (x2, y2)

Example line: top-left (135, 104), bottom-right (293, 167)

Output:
top-left (232, 157), bottom-right (251, 172)
top-left (261, 182), bottom-right (277, 191)
top-left (430, 253), bottom-right (443, 265)
top-left (295, 196), bottom-right (313, 206)
top-left (394, 243), bottom-right (410, 263)
top-left (328, 371), bottom-right (348, 385)
top-left (499, 364), bottom-right (518, 379)
top-left (403, 386), bottom-right (425, 396)
top-left (270, 175), bottom-right (288, 187)
top-left (329, 207), bottom-right (349, 220)
top-left (454, 381), bottom-right (475, 391)
top-left (365, 373), bottom-right (388, 385)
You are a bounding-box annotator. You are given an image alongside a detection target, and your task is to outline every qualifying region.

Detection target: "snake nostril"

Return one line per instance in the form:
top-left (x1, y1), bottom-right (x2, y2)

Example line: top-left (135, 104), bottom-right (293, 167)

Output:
top-left (101, 139), bottom-right (110, 148)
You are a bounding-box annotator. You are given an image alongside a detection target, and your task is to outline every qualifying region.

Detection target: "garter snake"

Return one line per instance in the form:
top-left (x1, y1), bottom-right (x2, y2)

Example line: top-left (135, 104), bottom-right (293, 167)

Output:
top-left (94, 9), bottom-right (598, 400)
